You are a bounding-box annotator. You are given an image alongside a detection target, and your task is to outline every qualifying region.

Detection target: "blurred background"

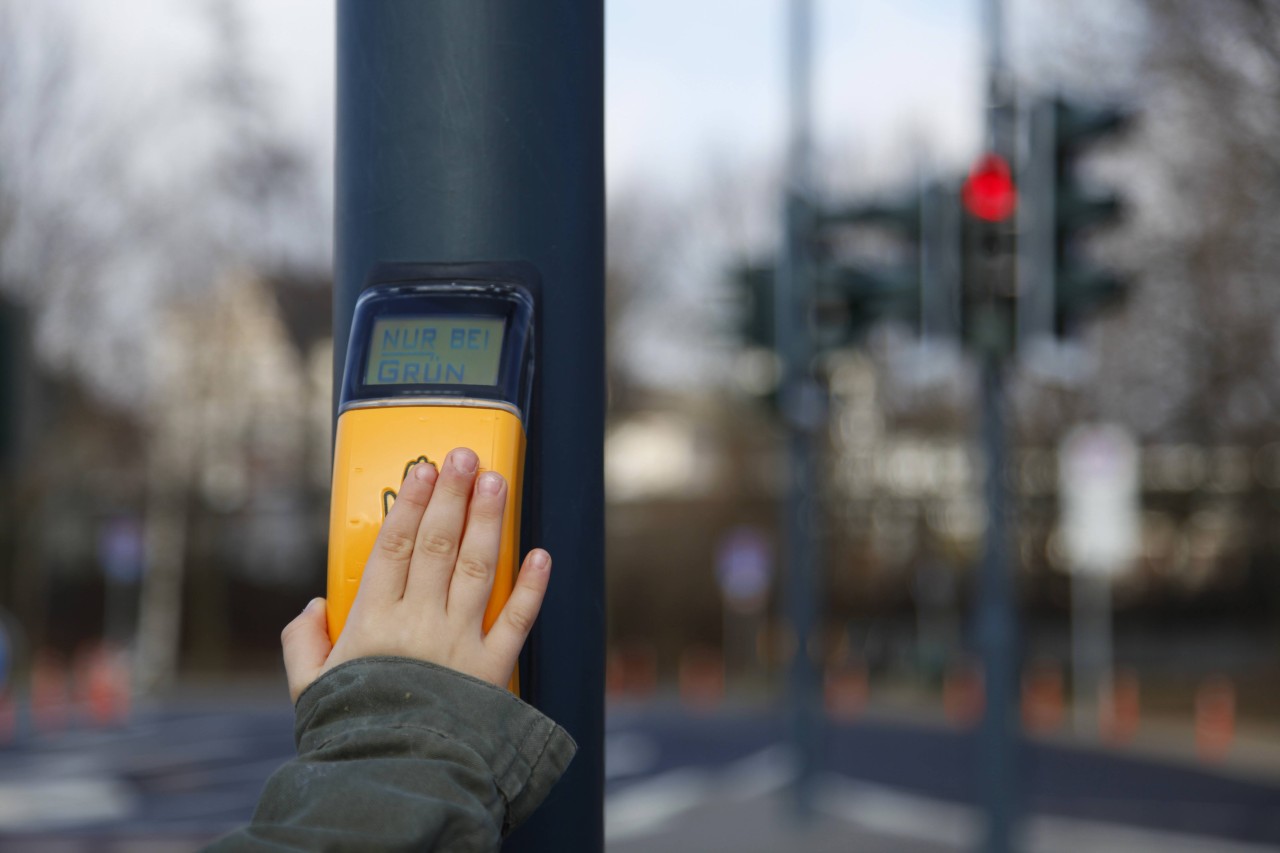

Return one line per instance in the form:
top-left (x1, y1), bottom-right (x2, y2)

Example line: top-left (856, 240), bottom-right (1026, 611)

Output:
top-left (2, 0), bottom-right (1280, 850)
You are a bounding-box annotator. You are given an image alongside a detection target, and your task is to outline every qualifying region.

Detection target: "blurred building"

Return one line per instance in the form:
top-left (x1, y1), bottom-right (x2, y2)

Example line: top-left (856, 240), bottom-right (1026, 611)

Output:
top-left (0, 272), bottom-right (332, 687)
top-left (604, 335), bottom-right (1280, 721)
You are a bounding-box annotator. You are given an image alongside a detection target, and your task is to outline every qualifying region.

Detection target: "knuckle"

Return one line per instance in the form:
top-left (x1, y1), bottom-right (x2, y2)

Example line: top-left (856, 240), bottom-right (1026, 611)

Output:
top-left (456, 556), bottom-right (492, 582)
top-left (439, 478), bottom-right (472, 500)
top-left (470, 497), bottom-right (503, 521)
top-left (280, 613), bottom-right (311, 644)
top-left (419, 531), bottom-right (456, 557)
top-left (504, 605), bottom-right (535, 637)
top-left (376, 528), bottom-right (416, 560)
top-left (390, 492), bottom-right (426, 514)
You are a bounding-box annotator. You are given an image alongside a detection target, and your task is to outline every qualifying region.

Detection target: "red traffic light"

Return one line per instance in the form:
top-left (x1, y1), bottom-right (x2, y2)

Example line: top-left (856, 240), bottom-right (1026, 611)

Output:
top-left (963, 153), bottom-right (1017, 222)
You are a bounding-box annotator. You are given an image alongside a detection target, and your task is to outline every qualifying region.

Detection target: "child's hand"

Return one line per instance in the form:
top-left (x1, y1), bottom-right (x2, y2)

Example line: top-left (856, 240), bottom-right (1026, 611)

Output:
top-left (280, 447), bottom-right (551, 703)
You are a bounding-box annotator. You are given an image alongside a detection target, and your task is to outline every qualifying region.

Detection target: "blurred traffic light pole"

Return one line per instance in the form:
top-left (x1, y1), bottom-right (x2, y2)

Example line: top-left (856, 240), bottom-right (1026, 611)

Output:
top-left (778, 0), bottom-right (824, 818)
top-left (736, 3), bottom-right (1132, 845)
top-left (1019, 97), bottom-right (1133, 348)
top-left (334, 4), bottom-right (605, 851)
top-left (974, 1), bottom-right (1020, 851)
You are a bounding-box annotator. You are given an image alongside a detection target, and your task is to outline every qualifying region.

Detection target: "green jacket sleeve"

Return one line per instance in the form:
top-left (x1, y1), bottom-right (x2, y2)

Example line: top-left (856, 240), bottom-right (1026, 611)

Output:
top-left (206, 656), bottom-right (577, 853)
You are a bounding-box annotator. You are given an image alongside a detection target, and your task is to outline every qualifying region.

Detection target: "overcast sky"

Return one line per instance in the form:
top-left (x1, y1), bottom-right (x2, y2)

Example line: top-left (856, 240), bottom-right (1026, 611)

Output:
top-left (55, 0), bottom-right (990, 394)
top-left (81, 0), bottom-right (984, 195)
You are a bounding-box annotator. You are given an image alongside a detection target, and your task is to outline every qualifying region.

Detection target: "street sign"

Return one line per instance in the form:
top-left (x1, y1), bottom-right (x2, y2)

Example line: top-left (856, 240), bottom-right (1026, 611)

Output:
top-left (98, 518), bottom-right (145, 584)
top-left (715, 526), bottom-right (772, 614)
top-left (1059, 425), bottom-right (1139, 575)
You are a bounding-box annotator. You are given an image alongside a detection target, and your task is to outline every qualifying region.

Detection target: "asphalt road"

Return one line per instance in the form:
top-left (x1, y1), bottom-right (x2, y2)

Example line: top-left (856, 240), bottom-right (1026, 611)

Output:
top-left (605, 705), bottom-right (1280, 852)
top-left (0, 700), bottom-right (1278, 851)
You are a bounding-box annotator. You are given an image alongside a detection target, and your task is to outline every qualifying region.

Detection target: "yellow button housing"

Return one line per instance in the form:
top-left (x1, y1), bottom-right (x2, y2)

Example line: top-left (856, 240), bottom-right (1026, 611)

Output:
top-left (328, 402), bottom-right (526, 691)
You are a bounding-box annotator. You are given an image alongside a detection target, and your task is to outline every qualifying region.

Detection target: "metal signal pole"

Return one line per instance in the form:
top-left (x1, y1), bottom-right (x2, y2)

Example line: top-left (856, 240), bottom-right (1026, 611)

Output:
top-left (334, 4), bottom-right (605, 851)
top-left (778, 0), bottom-right (823, 818)
top-left (976, 0), bottom-right (1021, 850)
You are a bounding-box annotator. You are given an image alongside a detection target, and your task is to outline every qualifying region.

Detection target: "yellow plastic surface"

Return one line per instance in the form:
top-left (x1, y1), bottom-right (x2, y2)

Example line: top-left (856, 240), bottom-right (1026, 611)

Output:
top-left (328, 404), bottom-right (525, 692)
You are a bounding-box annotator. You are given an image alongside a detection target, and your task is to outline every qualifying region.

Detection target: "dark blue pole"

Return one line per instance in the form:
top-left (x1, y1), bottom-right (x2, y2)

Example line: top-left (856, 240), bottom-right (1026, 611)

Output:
top-left (334, 4), bottom-right (605, 851)
top-left (778, 0), bottom-right (823, 817)
top-left (977, 354), bottom-right (1017, 852)
top-left (978, 0), bottom-right (1020, 849)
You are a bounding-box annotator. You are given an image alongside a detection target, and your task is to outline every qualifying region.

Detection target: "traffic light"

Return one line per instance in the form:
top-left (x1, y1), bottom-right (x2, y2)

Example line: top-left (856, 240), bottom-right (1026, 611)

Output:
top-left (814, 260), bottom-right (919, 349)
top-left (813, 193), bottom-right (925, 346)
top-left (961, 153), bottom-right (1019, 355)
top-left (731, 263), bottom-right (777, 350)
top-left (728, 181), bottom-right (968, 357)
top-left (0, 299), bottom-right (26, 470)
top-left (1019, 96), bottom-right (1133, 346)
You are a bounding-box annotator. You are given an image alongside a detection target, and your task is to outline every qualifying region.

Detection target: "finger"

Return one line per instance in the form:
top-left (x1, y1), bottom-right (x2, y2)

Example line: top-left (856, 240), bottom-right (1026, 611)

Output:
top-left (440, 470), bottom-right (507, 622)
top-left (358, 462), bottom-right (437, 603)
top-left (483, 549), bottom-right (551, 674)
top-left (282, 598), bottom-right (333, 703)
top-left (405, 448), bottom-right (478, 602)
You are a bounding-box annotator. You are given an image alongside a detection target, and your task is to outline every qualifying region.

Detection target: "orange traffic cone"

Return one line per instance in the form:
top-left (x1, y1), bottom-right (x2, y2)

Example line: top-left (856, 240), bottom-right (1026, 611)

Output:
top-left (0, 692), bottom-right (15, 744)
top-left (80, 643), bottom-right (130, 728)
top-left (608, 643), bottom-right (658, 702)
top-left (1022, 662), bottom-right (1065, 735)
top-left (824, 660), bottom-right (869, 721)
top-left (677, 646), bottom-right (725, 712)
top-left (1195, 676), bottom-right (1235, 762)
top-left (31, 649), bottom-right (70, 734)
top-left (943, 660), bottom-right (984, 728)
top-left (1099, 669), bottom-right (1140, 746)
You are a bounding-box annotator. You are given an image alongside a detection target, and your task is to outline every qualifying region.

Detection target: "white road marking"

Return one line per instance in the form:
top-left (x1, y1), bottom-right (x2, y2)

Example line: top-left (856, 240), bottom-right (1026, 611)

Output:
top-left (605, 732), bottom-right (660, 781)
top-left (604, 746), bottom-right (795, 843)
top-left (719, 744), bottom-right (796, 801)
top-left (605, 768), bottom-right (712, 842)
top-left (0, 778), bottom-right (136, 830)
top-left (815, 775), bottom-right (976, 848)
top-left (1028, 814), bottom-right (1280, 853)
top-left (816, 774), bottom-right (1280, 853)
top-left (606, 743), bottom-right (1280, 852)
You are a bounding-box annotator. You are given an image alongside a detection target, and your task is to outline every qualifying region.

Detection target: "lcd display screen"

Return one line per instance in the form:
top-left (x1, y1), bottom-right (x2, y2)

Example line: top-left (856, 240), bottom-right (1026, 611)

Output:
top-left (365, 316), bottom-right (505, 386)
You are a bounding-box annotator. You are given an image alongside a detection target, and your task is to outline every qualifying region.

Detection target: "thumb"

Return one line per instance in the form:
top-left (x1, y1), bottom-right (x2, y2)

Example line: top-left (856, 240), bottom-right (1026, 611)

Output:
top-left (281, 597), bottom-right (333, 704)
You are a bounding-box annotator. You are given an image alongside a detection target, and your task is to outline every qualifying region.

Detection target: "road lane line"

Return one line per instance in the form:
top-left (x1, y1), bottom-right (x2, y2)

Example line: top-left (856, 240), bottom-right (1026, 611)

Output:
top-left (815, 774), bottom-right (1280, 853)
top-left (605, 768), bottom-right (712, 842)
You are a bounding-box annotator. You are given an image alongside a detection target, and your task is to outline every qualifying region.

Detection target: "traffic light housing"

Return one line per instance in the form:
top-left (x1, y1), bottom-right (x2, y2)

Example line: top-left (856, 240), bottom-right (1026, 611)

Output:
top-left (731, 263), bottom-right (777, 350)
top-left (813, 194), bottom-right (925, 346)
top-left (815, 261), bottom-right (918, 350)
top-left (961, 154), bottom-right (1019, 355)
top-left (1019, 96), bottom-right (1133, 345)
top-left (728, 182), bottom-right (970, 373)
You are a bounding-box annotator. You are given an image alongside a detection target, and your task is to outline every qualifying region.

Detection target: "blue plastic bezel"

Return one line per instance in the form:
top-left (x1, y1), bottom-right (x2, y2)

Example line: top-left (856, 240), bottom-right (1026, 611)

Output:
top-left (339, 263), bottom-right (537, 421)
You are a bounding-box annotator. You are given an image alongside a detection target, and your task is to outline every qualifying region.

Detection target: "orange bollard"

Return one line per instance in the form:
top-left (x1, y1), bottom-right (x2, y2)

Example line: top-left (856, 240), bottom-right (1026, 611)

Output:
top-left (1195, 676), bottom-right (1235, 762)
top-left (0, 692), bottom-right (14, 744)
top-left (824, 660), bottom-right (869, 721)
top-left (607, 644), bottom-right (658, 701)
top-left (1099, 669), bottom-right (1140, 746)
top-left (943, 661), bottom-right (984, 728)
top-left (80, 644), bottom-right (130, 728)
top-left (677, 646), bottom-right (724, 712)
top-left (1022, 662), bottom-right (1065, 735)
top-left (31, 650), bottom-right (70, 734)
top-left (606, 649), bottom-right (626, 700)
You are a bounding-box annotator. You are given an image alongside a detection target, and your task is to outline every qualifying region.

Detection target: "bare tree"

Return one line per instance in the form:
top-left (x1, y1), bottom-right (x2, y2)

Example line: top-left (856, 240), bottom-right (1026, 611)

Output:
top-left (133, 0), bottom-right (326, 692)
top-left (0, 0), bottom-right (328, 690)
top-left (1022, 0), bottom-right (1280, 445)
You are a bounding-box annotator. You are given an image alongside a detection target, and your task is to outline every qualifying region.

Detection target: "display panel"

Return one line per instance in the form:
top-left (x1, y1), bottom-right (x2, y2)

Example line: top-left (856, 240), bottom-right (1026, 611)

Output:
top-left (365, 315), bottom-right (505, 386)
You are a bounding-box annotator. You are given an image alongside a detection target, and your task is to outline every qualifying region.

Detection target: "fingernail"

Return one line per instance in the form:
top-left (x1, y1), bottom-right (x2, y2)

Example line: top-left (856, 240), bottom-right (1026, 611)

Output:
top-left (451, 448), bottom-right (478, 474)
top-left (477, 471), bottom-right (503, 495)
top-left (413, 462), bottom-right (435, 481)
top-left (529, 550), bottom-right (549, 571)
top-left (305, 597), bottom-right (324, 614)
